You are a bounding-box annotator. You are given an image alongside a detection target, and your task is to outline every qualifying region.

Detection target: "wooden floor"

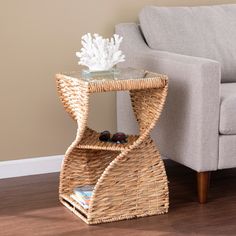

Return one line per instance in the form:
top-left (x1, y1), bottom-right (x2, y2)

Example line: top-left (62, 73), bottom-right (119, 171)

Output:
top-left (1, 160), bottom-right (236, 236)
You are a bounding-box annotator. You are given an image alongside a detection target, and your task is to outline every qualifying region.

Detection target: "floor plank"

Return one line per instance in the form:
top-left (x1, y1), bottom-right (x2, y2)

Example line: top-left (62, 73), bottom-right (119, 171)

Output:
top-left (1, 160), bottom-right (236, 236)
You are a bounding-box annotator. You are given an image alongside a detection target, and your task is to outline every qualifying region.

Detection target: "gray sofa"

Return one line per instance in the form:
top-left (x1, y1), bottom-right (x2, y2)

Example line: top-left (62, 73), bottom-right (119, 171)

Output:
top-left (116, 4), bottom-right (236, 203)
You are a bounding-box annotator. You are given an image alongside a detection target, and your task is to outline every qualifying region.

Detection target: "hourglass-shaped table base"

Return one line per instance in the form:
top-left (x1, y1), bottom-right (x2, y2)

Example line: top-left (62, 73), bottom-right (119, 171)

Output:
top-left (56, 69), bottom-right (169, 224)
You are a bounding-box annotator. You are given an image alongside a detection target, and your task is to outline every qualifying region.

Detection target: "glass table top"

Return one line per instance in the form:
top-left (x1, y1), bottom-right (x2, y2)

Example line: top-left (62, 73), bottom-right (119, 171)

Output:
top-left (63, 68), bottom-right (160, 82)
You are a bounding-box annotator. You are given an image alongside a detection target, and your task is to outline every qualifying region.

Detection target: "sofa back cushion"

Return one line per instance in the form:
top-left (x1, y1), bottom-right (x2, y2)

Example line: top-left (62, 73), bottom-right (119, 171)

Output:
top-left (139, 4), bottom-right (236, 82)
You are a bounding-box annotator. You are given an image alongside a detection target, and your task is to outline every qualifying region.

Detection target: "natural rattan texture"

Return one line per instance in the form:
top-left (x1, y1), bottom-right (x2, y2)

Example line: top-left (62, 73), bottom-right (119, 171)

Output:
top-left (56, 69), bottom-right (169, 224)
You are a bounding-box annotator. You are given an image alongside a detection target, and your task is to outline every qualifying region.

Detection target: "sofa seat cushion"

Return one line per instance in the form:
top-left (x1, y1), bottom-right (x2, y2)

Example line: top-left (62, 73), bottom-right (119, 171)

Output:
top-left (220, 83), bottom-right (236, 135)
top-left (219, 135), bottom-right (236, 169)
top-left (139, 4), bottom-right (236, 83)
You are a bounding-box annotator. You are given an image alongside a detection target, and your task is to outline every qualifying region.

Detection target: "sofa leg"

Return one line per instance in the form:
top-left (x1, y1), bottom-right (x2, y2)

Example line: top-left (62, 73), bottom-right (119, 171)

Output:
top-left (197, 171), bottom-right (211, 204)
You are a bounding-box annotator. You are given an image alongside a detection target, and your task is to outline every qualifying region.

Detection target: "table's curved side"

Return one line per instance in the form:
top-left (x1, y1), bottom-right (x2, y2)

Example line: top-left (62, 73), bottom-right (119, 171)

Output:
top-left (56, 75), bottom-right (91, 195)
top-left (88, 82), bottom-right (169, 224)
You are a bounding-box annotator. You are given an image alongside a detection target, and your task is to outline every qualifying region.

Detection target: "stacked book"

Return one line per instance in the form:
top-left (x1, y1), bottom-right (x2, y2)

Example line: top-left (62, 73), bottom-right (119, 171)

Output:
top-left (70, 185), bottom-right (94, 209)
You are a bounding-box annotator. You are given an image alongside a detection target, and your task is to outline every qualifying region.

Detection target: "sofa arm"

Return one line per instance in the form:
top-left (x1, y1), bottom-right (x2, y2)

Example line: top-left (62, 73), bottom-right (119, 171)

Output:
top-left (116, 23), bottom-right (221, 172)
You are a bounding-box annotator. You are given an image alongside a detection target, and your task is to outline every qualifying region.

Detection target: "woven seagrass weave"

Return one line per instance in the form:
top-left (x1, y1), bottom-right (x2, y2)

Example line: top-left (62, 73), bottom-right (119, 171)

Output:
top-left (56, 68), bottom-right (169, 224)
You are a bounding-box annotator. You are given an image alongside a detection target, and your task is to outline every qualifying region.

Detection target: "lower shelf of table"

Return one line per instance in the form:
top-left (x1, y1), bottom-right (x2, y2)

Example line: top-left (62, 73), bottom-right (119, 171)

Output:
top-left (60, 193), bottom-right (168, 225)
top-left (60, 194), bottom-right (89, 223)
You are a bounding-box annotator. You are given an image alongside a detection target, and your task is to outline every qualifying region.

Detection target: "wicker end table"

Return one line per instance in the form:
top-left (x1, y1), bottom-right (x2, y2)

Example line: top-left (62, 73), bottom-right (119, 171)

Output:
top-left (56, 68), bottom-right (169, 224)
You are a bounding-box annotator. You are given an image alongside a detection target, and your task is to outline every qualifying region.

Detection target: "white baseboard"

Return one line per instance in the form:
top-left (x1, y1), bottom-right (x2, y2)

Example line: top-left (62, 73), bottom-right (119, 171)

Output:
top-left (0, 155), bottom-right (64, 179)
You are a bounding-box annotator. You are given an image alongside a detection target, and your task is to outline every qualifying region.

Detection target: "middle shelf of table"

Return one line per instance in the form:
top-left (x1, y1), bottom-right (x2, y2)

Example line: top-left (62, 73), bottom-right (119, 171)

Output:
top-left (77, 128), bottom-right (139, 151)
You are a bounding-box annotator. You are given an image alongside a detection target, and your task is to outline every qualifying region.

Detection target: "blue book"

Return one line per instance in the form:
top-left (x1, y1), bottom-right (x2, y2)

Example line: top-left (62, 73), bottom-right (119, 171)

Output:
top-left (70, 194), bottom-right (90, 209)
top-left (73, 185), bottom-right (94, 207)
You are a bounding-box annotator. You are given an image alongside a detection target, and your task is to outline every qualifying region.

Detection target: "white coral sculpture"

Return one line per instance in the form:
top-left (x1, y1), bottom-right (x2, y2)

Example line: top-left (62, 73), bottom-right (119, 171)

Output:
top-left (76, 33), bottom-right (125, 71)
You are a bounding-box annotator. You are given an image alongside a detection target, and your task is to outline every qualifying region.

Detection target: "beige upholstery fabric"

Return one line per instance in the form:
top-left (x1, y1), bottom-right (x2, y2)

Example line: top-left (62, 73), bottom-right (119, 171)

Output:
top-left (220, 83), bottom-right (236, 135)
top-left (116, 4), bottom-right (236, 171)
top-left (139, 5), bottom-right (236, 82)
top-left (116, 23), bottom-right (221, 172)
top-left (219, 135), bottom-right (236, 169)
